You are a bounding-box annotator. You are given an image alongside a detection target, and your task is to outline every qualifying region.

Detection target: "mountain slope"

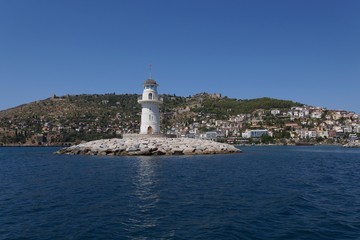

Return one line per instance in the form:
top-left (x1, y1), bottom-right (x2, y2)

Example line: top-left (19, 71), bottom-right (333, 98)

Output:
top-left (0, 93), bottom-right (303, 145)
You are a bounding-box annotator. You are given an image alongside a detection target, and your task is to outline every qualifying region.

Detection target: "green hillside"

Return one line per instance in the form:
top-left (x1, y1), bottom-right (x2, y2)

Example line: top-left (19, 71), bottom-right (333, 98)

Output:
top-left (193, 96), bottom-right (302, 119)
top-left (0, 93), bottom-right (303, 145)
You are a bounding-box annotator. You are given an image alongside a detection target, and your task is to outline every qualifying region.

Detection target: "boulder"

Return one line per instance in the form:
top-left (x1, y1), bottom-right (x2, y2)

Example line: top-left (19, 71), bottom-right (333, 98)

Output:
top-left (183, 147), bottom-right (195, 154)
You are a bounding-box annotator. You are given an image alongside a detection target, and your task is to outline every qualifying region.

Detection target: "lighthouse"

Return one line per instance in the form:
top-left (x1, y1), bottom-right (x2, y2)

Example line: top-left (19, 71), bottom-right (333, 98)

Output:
top-left (138, 78), bottom-right (163, 135)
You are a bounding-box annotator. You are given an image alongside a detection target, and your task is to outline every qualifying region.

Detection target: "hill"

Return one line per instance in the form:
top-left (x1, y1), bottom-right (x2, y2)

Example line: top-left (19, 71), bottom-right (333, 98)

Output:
top-left (0, 93), bottom-right (302, 145)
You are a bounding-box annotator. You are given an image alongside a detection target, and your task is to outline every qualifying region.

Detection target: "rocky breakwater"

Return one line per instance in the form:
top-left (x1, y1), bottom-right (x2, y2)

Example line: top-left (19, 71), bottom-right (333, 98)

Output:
top-left (343, 141), bottom-right (360, 148)
top-left (55, 137), bottom-right (241, 156)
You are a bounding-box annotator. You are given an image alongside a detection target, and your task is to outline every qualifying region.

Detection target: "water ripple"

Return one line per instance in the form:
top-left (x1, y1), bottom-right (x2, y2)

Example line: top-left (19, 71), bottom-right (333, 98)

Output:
top-left (1, 146), bottom-right (360, 239)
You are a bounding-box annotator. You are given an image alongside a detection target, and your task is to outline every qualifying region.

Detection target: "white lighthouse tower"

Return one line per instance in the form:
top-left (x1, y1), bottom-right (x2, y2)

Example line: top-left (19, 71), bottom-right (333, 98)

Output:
top-left (138, 78), bottom-right (163, 135)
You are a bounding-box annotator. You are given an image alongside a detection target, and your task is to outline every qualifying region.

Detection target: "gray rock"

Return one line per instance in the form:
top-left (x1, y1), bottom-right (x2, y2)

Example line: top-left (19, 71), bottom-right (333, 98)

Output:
top-left (55, 137), bottom-right (241, 156)
top-left (126, 146), bottom-right (139, 152)
top-left (183, 147), bottom-right (195, 154)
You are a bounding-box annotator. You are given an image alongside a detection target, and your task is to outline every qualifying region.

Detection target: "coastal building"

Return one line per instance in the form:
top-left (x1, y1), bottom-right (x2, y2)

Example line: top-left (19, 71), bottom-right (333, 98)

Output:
top-left (242, 129), bottom-right (268, 138)
top-left (354, 125), bottom-right (360, 133)
top-left (201, 131), bottom-right (217, 141)
top-left (138, 78), bottom-right (163, 134)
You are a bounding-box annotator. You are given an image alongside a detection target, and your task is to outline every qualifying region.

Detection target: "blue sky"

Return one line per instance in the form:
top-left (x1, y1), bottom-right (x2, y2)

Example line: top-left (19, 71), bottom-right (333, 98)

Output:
top-left (0, 0), bottom-right (359, 113)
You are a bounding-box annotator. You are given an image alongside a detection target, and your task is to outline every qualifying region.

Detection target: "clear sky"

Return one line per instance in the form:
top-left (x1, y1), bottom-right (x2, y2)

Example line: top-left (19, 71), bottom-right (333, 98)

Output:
top-left (0, 0), bottom-right (359, 113)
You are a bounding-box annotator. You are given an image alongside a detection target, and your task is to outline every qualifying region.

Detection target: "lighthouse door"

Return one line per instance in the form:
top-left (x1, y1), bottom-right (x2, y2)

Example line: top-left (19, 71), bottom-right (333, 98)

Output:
top-left (147, 126), bottom-right (153, 134)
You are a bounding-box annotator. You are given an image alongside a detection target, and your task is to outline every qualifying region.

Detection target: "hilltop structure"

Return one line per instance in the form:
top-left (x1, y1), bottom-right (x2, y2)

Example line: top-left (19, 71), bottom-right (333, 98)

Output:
top-left (138, 78), bottom-right (162, 134)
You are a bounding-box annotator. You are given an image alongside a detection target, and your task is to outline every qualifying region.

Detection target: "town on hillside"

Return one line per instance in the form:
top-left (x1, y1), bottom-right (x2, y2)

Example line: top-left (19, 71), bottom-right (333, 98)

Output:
top-left (0, 92), bottom-right (359, 146)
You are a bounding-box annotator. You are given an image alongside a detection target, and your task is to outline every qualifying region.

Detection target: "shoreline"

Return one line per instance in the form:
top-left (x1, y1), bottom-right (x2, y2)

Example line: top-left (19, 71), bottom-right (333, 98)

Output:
top-left (0, 142), bottom-right (346, 148)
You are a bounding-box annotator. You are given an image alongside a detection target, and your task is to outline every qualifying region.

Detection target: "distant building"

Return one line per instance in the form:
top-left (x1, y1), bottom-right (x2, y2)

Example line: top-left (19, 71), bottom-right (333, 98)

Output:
top-left (242, 129), bottom-right (268, 138)
top-left (205, 131), bottom-right (217, 141)
top-left (311, 111), bottom-right (322, 119)
top-left (211, 93), bottom-right (222, 99)
top-left (299, 129), bottom-right (317, 139)
top-left (271, 109), bottom-right (280, 116)
top-left (349, 134), bottom-right (358, 141)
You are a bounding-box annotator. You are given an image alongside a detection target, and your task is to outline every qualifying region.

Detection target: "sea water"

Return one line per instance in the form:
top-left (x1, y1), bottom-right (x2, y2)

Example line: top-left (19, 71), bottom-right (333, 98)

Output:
top-left (0, 146), bottom-right (360, 239)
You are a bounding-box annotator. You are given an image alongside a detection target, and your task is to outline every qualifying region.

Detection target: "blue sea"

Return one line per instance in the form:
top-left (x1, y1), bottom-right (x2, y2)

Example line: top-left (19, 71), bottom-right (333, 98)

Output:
top-left (1, 146), bottom-right (360, 239)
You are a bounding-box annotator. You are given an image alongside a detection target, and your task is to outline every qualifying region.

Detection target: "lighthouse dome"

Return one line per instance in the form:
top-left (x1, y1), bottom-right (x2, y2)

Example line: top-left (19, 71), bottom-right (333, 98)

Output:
top-left (144, 79), bottom-right (158, 85)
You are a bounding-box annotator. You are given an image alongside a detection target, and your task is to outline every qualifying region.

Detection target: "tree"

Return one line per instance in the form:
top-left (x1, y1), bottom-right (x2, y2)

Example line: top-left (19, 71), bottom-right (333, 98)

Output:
top-left (261, 134), bottom-right (274, 144)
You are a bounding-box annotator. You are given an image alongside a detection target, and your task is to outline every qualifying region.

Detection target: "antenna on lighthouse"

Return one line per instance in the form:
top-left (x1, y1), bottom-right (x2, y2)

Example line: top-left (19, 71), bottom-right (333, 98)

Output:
top-left (148, 64), bottom-right (152, 79)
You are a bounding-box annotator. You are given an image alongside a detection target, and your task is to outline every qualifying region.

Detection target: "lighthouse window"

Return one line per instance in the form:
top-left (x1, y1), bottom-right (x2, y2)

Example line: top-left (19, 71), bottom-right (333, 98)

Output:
top-left (148, 93), bottom-right (153, 99)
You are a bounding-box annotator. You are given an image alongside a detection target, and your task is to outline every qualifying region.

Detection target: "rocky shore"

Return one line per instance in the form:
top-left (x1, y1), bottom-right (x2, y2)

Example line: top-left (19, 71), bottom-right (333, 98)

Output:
top-left (55, 137), bottom-right (241, 156)
top-left (343, 141), bottom-right (360, 148)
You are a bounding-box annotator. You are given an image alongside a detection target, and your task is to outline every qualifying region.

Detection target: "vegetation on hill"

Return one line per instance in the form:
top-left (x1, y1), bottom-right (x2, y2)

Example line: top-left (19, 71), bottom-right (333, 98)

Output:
top-left (0, 93), bottom-right (303, 145)
top-left (193, 96), bottom-right (302, 119)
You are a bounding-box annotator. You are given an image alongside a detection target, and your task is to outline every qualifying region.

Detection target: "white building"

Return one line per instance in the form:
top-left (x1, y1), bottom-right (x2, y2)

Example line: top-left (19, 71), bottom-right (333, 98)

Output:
top-left (311, 111), bottom-right (322, 119)
top-left (242, 129), bottom-right (268, 138)
top-left (138, 78), bottom-right (163, 134)
top-left (354, 125), bottom-right (360, 133)
top-left (271, 109), bottom-right (280, 116)
top-left (299, 130), bottom-right (317, 139)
